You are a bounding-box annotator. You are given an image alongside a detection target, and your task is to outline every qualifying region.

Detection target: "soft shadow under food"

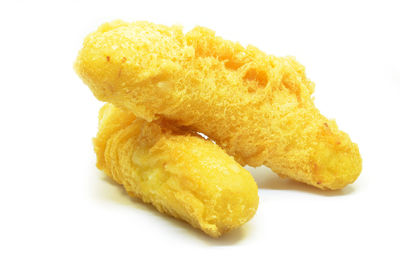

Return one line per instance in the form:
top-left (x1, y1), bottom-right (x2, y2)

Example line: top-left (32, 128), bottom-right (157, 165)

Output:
top-left (246, 166), bottom-right (355, 196)
top-left (95, 171), bottom-right (250, 245)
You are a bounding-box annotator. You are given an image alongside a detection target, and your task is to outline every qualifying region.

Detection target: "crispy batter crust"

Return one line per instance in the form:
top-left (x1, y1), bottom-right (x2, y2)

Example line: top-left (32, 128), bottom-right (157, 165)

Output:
top-left (94, 104), bottom-right (259, 237)
top-left (76, 21), bottom-right (362, 189)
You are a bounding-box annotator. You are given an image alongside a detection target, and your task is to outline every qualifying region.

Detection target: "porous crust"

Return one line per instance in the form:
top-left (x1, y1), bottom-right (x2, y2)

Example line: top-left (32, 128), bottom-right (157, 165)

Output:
top-left (94, 104), bottom-right (259, 237)
top-left (76, 21), bottom-right (362, 190)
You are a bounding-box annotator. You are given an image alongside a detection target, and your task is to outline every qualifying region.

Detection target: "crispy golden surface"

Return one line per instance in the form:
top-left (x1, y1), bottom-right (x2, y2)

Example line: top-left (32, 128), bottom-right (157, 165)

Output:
top-left (94, 104), bottom-right (259, 237)
top-left (76, 20), bottom-right (362, 190)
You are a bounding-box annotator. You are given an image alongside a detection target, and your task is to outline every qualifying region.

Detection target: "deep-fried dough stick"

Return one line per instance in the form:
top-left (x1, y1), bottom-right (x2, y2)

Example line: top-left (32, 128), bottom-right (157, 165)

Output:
top-left (94, 104), bottom-right (259, 237)
top-left (76, 21), bottom-right (362, 190)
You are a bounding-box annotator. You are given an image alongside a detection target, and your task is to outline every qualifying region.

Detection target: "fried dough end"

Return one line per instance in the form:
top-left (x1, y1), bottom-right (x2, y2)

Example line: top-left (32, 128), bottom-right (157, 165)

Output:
top-left (76, 21), bottom-right (362, 190)
top-left (94, 104), bottom-right (259, 237)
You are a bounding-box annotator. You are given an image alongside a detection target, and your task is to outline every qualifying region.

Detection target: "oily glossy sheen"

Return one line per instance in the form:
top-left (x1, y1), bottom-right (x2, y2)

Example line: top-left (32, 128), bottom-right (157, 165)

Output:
top-left (94, 104), bottom-right (259, 237)
top-left (76, 20), bottom-right (362, 190)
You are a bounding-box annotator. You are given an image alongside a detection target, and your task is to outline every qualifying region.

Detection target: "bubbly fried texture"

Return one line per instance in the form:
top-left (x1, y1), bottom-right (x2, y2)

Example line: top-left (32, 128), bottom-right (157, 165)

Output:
top-left (94, 104), bottom-right (259, 237)
top-left (76, 20), bottom-right (362, 190)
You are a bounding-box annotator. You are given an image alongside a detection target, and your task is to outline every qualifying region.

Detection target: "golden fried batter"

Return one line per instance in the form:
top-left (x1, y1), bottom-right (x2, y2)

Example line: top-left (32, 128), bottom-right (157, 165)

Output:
top-left (94, 104), bottom-right (259, 237)
top-left (76, 20), bottom-right (362, 190)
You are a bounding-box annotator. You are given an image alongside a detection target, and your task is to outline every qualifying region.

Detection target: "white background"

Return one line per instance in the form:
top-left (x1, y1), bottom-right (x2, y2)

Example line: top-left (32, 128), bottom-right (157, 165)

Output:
top-left (1, 0), bottom-right (399, 264)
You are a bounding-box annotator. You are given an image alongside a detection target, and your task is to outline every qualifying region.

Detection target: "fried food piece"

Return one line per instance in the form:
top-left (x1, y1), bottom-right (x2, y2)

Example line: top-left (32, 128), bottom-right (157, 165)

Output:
top-left (76, 21), bottom-right (362, 190)
top-left (94, 104), bottom-right (259, 238)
